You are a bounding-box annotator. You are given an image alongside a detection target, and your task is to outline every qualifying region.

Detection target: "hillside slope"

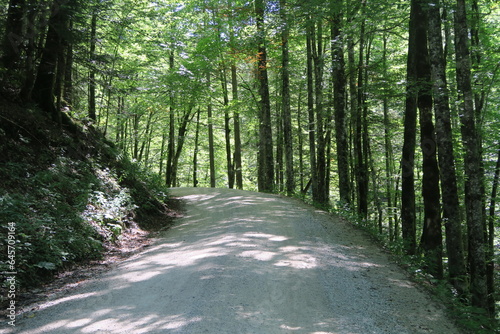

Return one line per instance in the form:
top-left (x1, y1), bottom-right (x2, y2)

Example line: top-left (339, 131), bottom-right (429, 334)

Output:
top-left (0, 97), bottom-right (174, 303)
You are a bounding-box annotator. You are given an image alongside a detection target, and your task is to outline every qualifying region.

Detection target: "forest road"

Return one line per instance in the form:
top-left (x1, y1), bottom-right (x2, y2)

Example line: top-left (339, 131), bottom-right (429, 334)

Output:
top-left (11, 187), bottom-right (461, 334)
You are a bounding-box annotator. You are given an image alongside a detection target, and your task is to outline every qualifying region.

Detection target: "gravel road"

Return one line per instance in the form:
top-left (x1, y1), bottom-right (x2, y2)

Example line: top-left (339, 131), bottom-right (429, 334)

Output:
top-left (10, 187), bottom-right (461, 333)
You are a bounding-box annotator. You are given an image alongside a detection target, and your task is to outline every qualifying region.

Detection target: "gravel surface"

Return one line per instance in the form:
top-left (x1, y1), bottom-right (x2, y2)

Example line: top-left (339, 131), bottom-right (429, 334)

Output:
top-left (9, 187), bottom-right (461, 334)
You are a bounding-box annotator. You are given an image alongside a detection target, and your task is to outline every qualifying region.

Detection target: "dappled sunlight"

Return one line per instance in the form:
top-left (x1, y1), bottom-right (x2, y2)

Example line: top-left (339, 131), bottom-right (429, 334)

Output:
top-left (274, 253), bottom-right (318, 269)
top-left (65, 318), bottom-right (93, 328)
top-left (239, 250), bottom-right (276, 261)
top-left (34, 292), bottom-right (98, 311)
top-left (17, 188), bottom-right (458, 334)
top-left (280, 324), bottom-right (302, 330)
top-left (121, 270), bottom-right (163, 283)
top-left (244, 232), bottom-right (289, 242)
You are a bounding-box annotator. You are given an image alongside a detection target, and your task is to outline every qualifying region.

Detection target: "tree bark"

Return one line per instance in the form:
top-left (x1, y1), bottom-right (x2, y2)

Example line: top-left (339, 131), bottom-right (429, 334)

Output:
top-left (88, 10), bottom-right (98, 121)
top-left (32, 0), bottom-right (68, 119)
top-left (280, 0), bottom-right (294, 195)
top-left (166, 52), bottom-right (176, 187)
top-left (331, 0), bottom-right (350, 206)
top-left (207, 72), bottom-right (216, 188)
top-left (355, 8), bottom-right (368, 218)
top-left (487, 147), bottom-right (500, 314)
top-left (306, 24), bottom-right (317, 200)
top-left (454, 0), bottom-right (488, 312)
top-left (255, 0), bottom-right (274, 193)
top-left (193, 109), bottom-right (201, 187)
top-left (311, 20), bottom-right (328, 206)
top-left (382, 32), bottom-right (395, 241)
top-left (427, 0), bottom-right (467, 292)
top-left (401, 0), bottom-right (420, 255)
top-left (220, 67), bottom-right (234, 188)
top-left (412, 1), bottom-right (443, 280)
top-left (231, 63), bottom-right (243, 190)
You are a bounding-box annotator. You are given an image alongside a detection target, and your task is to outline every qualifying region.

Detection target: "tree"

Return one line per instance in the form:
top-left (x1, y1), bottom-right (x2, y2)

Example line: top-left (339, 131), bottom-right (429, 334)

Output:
top-left (255, 0), bottom-right (274, 192)
top-left (331, 0), bottom-right (350, 206)
top-left (412, 0), bottom-right (443, 280)
top-left (31, 0), bottom-right (73, 121)
top-left (88, 7), bottom-right (98, 121)
top-left (426, 0), bottom-right (467, 293)
top-left (280, 0), bottom-right (294, 195)
top-left (454, 0), bottom-right (488, 312)
top-left (401, 0), bottom-right (420, 255)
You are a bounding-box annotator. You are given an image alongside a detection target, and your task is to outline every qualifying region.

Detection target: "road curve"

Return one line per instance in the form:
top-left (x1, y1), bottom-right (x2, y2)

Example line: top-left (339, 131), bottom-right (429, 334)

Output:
top-left (11, 187), bottom-right (460, 334)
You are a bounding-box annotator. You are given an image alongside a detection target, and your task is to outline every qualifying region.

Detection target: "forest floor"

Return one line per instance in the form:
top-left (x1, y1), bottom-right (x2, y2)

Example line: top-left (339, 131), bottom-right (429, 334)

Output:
top-left (10, 187), bottom-right (464, 334)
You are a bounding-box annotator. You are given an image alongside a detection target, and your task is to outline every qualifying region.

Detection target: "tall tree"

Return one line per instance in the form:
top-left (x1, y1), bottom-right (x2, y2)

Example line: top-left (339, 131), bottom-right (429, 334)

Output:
top-left (306, 22), bottom-right (317, 200)
top-left (88, 8), bottom-right (98, 121)
top-left (331, 0), bottom-right (350, 206)
top-left (401, 0), bottom-right (420, 255)
top-left (411, 0), bottom-right (443, 279)
top-left (31, 0), bottom-right (73, 121)
top-left (355, 3), bottom-right (368, 218)
top-left (231, 61), bottom-right (243, 190)
top-left (487, 147), bottom-right (500, 314)
top-left (381, 31), bottom-right (395, 241)
top-left (280, 0), bottom-right (294, 195)
top-left (426, 0), bottom-right (467, 293)
top-left (255, 0), bottom-right (274, 192)
top-left (454, 0), bottom-right (488, 312)
top-left (165, 51), bottom-right (176, 187)
top-left (207, 72), bottom-right (216, 188)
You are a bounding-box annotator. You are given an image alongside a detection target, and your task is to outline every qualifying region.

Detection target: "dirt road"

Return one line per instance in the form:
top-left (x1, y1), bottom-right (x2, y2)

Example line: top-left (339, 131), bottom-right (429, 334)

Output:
top-left (11, 188), bottom-right (461, 333)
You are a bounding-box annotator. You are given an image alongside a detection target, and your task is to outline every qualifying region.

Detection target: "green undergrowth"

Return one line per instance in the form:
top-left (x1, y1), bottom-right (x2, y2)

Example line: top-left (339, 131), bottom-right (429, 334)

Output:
top-left (0, 97), bottom-right (170, 294)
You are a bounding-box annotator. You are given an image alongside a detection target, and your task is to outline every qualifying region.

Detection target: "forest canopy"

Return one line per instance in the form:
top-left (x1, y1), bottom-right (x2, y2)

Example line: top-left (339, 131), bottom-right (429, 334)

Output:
top-left (1, 0), bottom-right (499, 328)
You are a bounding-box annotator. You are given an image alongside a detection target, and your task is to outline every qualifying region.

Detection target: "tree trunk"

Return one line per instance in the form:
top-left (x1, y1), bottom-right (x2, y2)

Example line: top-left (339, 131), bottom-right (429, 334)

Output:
top-left (171, 107), bottom-right (194, 187)
top-left (220, 67), bottom-right (234, 188)
top-left (306, 24), bottom-right (317, 200)
top-left (281, 0), bottom-right (294, 195)
top-left (401, 0), bottom-right (419, 255)
top-left (311, 20), bottom-right (328, 205)
top-left (231, 63), bottom-right (243, 190)
top-left (165, 52), bottom-right (176, 187)
top-left (382, 32), bottom-right (395, 241)
top-left (487, 147), bottom-right (500, 314)
top-left (207, 72), bottom-right (216, 188)
top-left (88, 10), bottom-right (98, 121)
top-left (355, 9), bottom-right (368, 218)
top-left (331, 0), bottom-right (350, 206)
top-left (454, 0), bottom-right (488, 312)
top-left (276, 98), bottom-right (284, 192)
top-left (63, 32), bottom-right (73, 107)
top-left (32, 1), bottom-right (68, 119)
top-left (193, 109), bottom-right (201, 187)
top-left (19, 0), bottom-right (41, 101)
top-left (412, 1), bottom-right (443, 280)
top-left (255, 0), bottom-right (274, 192)
top-left (427, 0), bottom-right (467, 293)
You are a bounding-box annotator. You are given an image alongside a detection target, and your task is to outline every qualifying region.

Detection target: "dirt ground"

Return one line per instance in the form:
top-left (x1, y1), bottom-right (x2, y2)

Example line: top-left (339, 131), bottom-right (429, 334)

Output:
top-left (9, 188), bottom-right (463, 333)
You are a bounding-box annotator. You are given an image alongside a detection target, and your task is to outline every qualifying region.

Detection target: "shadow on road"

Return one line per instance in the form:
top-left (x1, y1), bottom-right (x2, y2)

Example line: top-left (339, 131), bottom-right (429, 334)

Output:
top-left (13, 188), bottom-right (457, 334)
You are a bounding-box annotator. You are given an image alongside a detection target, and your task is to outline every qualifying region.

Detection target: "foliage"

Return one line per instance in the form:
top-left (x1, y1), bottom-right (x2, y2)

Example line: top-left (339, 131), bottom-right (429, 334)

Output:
top-left (0, 97), bottom-right (169, 292)
top-left (0, 0), bottom-right (499, 329)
